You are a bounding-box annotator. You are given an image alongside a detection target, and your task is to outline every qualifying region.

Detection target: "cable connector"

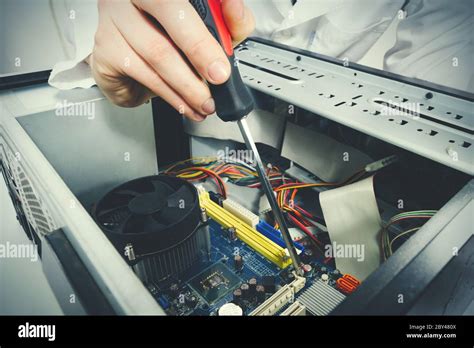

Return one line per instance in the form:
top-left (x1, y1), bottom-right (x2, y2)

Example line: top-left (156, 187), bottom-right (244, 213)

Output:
top-left (364, 155), bottom-right (398, 173)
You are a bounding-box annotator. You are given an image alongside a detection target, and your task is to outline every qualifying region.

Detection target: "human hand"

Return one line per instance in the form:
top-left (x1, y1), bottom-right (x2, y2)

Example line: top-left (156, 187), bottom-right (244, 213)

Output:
top-left (91, 0), bottom-right (254, 121)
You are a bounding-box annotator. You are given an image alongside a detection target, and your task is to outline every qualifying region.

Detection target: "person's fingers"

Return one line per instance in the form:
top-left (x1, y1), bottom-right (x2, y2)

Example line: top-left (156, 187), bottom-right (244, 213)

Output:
top-left (111, 2), bottom-right (215, 115)
top-left (222, 0), bottom-right (255, 45)
top-left (92, 24), bottom-right (205, 121)
top-left (132, 0), bottom-right (231, 85)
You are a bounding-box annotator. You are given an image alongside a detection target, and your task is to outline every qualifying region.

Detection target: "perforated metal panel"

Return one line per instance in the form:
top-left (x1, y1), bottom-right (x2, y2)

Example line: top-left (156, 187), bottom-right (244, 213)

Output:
top-left (235, 39), bottom-right (474, 175)
top-left (0, 142), bottom-right (56, 235)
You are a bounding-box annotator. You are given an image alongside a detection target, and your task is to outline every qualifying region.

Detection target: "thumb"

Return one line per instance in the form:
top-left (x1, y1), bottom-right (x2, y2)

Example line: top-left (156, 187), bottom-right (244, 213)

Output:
top-left (222, 0), bottom-right (255, 46)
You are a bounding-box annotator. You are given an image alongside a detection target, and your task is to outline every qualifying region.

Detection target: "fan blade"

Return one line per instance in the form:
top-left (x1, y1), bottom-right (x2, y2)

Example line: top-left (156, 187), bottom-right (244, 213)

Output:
top-left (143, 215), bottom-right (166, 234)
top-left (97, 205), bottom-right (129, 219)
top-left (115, 189), bottom-right (141, 197)
top-left (157, 206), bottom-right (185, 225)
top-left (151, 180), bottom-right (174, 195)
top-left (115, 213), bottom-right (133, 234)
top-left (166, 185), bottom-right (193, 208)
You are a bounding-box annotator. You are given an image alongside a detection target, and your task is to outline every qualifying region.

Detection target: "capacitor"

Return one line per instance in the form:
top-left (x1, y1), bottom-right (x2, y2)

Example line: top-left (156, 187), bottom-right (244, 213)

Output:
top-left (234, 254), bottom-right (243, 271)
top-left (248, 278), bottom-right (257, 295)
top-left (218, 303), bottom-right (243, 316)
top-left (321, 273), bottom-right (329, 282)
top-left (256, 285), bottom-right (266, 302)
top-left (261, 275), bottom-right (276, 293)
top-left (302, 264), bottom-right (313, 276)
top-left (228, 227), bottom-right (237, 240)
top-left (240, 283), bottom-right (250, 299)
top-left (185, 294), bottom-right (198, 308)
top-left (233, 289), bottom-right (243, 304)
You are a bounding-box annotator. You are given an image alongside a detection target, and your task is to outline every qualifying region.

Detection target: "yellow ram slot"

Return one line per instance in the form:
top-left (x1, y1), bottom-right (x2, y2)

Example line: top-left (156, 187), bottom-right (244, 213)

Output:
top-left (199, 192), bottom-right (291, 269)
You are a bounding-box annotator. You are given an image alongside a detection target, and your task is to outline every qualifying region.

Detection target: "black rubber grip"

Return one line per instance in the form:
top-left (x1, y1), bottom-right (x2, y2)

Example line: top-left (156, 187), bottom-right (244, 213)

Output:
top-left (189, 0), bottom-right (254, 122)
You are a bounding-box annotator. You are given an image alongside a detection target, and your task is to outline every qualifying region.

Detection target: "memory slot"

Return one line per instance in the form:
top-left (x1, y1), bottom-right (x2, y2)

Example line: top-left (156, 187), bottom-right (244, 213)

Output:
top-left (199, 192), bottom-right (291, 269)
top-left (256, 221), bottom-right (305, 252)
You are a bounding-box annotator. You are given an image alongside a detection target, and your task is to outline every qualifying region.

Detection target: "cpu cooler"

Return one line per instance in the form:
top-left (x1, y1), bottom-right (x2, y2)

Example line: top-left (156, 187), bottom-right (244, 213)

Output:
top-left (92, 175), bottom-right (208, 283)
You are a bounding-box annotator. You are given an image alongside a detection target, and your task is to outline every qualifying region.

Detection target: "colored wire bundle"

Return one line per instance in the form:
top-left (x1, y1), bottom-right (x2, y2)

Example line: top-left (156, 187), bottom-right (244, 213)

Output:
top-left (382, 210), bottom-right (437, 260)
top-left (163, 156), bottom-right (382, 255)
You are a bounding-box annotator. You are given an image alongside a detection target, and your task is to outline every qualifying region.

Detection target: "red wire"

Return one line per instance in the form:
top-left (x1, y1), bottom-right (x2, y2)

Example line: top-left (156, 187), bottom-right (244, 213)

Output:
top-left (288, 213), bottom-right (322, 247)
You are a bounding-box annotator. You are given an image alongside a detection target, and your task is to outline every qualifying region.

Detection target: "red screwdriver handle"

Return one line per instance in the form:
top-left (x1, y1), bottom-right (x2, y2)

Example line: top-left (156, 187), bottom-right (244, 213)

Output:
top-left (189, 0), bottom-right (254, 121)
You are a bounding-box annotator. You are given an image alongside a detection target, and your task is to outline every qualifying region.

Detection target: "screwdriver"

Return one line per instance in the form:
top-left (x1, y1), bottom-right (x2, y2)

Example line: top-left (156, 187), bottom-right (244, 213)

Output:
top-left (189, 0), bottom-right (302, 274)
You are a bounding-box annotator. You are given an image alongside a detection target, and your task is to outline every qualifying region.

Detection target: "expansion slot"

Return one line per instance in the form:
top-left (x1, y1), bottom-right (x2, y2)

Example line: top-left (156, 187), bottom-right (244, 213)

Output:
top-left (222, 198), bottom-right (259, 228)
top-left (199, 192), bottom-right (292, 269)
top-left (257, 221), bottom-right (304, 252)
top-left (280, 301), bottom-right (306, 316)
top-left (250, 273), bottom-right (306, 316)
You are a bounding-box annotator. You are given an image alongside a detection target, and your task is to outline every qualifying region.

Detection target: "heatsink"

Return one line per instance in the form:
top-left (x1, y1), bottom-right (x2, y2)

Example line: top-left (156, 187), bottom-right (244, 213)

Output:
top-left (297, 279), bottom-right (346, 316)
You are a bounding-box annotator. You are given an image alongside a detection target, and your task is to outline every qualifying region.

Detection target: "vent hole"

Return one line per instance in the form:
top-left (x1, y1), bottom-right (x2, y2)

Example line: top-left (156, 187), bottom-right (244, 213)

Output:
top-left (462, 141), bottom-right (471, 148)
top-left (455, 115), bottom-right (463, 120)
top-left (352, 95), bottom-right (363, 100)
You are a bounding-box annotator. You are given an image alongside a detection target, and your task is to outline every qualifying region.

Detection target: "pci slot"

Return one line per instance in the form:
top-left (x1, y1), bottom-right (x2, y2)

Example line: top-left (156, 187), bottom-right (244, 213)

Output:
top-left (199, 192), bottom-right (291, 269)
top-left (250, 273), bottom-right (306, 316)
top-left (280, 301), bottom-right (306, 316)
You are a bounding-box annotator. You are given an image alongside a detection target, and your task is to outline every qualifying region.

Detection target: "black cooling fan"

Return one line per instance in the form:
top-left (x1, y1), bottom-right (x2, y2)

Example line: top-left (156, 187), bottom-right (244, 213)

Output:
top-left (93, 175), bottom-right (206, 283)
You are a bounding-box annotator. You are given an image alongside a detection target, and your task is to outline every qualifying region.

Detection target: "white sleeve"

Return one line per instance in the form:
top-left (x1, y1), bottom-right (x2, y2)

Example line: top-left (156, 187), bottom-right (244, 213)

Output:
top-left (384, 0), bottom-right (474, 92)
top-left (48, 0), bottom-right (99, 90)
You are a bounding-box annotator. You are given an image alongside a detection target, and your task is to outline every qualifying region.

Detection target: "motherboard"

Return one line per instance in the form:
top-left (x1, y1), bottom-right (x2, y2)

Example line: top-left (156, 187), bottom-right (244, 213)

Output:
top-left (145, 191), bottom-right (355, 316)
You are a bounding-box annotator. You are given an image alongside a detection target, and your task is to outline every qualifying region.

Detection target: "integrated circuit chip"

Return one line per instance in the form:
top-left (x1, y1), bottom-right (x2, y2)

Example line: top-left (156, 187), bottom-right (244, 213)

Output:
top-left (188, 262), bottom-right (241, 304)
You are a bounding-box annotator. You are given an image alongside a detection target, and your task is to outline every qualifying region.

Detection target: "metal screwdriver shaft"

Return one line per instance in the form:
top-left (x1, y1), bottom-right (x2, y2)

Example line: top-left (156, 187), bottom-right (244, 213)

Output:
top-left (237, 119), bottom-right (302, 274)
top-left (188, 0), bottom-right (301, 273)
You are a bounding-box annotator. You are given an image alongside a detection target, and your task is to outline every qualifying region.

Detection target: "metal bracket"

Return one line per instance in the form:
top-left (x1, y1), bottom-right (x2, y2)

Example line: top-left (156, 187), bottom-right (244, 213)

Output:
top-left (235, 38), bottom-right (473, 175)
